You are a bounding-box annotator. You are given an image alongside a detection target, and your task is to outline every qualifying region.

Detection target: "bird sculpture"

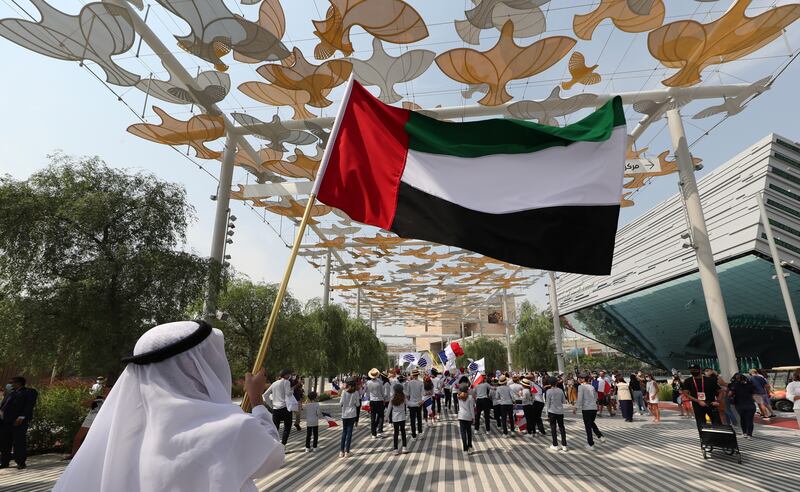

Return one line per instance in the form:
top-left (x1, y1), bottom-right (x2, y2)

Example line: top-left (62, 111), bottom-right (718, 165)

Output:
top-left (561, 52), bottom-right (601, 90)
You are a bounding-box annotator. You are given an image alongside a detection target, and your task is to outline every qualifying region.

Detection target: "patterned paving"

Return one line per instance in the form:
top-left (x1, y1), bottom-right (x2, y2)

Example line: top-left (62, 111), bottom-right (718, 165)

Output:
top-left (2, 406), bottom-right (798, 492)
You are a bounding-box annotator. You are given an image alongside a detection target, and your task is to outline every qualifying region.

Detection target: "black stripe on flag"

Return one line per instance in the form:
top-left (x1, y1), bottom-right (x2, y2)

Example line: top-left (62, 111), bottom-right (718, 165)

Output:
top-left (390, 181), bottom-right (620, 275)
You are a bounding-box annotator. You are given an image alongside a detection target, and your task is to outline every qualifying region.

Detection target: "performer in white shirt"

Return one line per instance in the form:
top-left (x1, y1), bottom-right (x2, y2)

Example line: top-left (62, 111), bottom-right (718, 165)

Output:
top-left (366, 368), bottom-right (385, 438)
top-left (263, 368), bottom-right (294, 444)
top-left (473, 374), bottom-right (493, 434)
top-left (404, 369), bottom-right (424, 440)
top-left (54, 320), bottom-right (284, 492)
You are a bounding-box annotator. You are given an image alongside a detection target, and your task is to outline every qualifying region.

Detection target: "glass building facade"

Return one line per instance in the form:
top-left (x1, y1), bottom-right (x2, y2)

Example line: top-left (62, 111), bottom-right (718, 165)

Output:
top-left (558, 134), bottom-right (800, 371)
top-left (563, 254), bottom-right (800, 370)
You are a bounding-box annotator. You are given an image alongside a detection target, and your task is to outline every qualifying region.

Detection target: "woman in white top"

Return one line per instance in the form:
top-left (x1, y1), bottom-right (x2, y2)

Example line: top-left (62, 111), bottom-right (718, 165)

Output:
top-left (645, 374), bottom-right (660, 423)
top-left (339, 378), bottom-right (360, 458)
top-left (389, 384), bottom-right (408, 455)
top-left (456, 384), bottom-right (475, 455)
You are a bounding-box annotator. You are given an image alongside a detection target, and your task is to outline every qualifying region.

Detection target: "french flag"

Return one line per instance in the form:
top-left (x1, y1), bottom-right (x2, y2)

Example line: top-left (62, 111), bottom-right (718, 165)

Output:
top-left (444, 342), bottom-right (464, 362)
top-left (322, 412), bottom-right (338, 428)
top-left (423, 397), bottom-right (435, 417)
top-left (514, 404), bottom-right (527, 432)
top-left (471, 373), bottom-right (485, 389)
top-left (361, 395), bottom-right (370, 412)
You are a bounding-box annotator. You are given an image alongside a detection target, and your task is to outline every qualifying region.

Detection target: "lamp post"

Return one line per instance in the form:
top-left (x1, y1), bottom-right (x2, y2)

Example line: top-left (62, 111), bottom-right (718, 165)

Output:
top-left (547, 272), bottom-right (566, 375)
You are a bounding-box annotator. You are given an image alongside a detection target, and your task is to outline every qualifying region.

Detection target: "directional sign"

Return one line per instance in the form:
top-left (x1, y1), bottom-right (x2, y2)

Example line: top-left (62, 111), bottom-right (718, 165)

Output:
top-left (624, 157), bottom-right (661, 175)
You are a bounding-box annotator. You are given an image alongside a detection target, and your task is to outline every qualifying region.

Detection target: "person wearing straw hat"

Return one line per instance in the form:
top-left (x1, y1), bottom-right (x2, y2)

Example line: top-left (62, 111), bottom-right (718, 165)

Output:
top-left (495, 375), bottom-right (514, 437)
top-left (405, 369), bottom-right (424, 440)
top-left (520, 379), bottom-right (537, 437)
top-left (366, 368), bottom-right (385, 438)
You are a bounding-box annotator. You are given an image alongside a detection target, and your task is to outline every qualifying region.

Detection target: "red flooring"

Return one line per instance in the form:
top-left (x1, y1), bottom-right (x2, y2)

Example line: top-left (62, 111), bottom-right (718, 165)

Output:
top-left (655, 402), bottom-right (799, 429)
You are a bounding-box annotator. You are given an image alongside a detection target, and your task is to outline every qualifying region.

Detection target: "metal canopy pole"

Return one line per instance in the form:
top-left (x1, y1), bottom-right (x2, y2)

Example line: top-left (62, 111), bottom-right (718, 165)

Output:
top-left (323, 249), bottom-right (331, 308)
top-left (203, 133), bottom-right (236, 319)
top-left (240, 84), bottom-right (754, 133)
top-left (666, 107), bottom-right (738, 378)
top-left (356, 288), bottom-right (361, 319)
top-left (501, 290), bottom-right (513, 372)
top-left (547, 272), bottom-right (566, 375)
top-left (757, 194), bottom-right (800, 361)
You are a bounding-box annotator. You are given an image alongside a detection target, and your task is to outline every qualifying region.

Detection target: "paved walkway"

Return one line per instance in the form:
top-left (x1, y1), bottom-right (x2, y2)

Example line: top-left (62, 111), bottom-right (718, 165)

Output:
top-left (2, 406), bottom-right (798, 492)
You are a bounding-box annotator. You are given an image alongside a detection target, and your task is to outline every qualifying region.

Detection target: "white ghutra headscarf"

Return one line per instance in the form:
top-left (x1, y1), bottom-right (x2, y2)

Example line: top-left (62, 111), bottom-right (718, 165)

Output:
top-left (54, 321), bottom-right (284, 492)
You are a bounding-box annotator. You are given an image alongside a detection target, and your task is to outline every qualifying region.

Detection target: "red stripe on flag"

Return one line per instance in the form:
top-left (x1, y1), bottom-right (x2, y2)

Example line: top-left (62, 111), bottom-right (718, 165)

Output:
top-left (317, 82), bottom-right (411, 229)
top-left (450, 342), bottom-right (464, 357)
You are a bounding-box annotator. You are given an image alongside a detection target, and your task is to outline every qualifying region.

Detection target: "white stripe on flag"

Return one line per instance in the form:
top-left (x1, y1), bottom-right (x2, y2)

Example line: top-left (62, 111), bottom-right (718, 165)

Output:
top-left (400, 126), bottom-right (626, 214)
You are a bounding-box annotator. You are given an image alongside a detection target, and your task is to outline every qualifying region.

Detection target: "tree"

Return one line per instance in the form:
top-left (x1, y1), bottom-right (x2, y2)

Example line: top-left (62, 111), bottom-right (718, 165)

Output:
top-left (512, 300), bottom-right (557, 372)
top-left (344, 317), bottom-right (389, 374)
top-left (214, 278), bottom-right (303, 377)
top-left (457, 337), bottom-right (508, 374)
top-left (0, 155), bottom-right (209, 378)
top-left (214, 280), bottom-right (388, 380)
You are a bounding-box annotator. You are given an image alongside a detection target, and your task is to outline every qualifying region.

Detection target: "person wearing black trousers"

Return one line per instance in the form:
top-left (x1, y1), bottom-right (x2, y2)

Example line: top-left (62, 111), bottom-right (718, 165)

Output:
top-left (682, 365), bottom-right (722, 432)
top-left (495, 375), bottom-right (514, 437)
top-left (574, 374), bottom-right (605, 450)
top-left (262, 368), bottom-right (294, 445)
top-left (457, 384), bottom-right (475, 455)
top-left (728, 373), bottom-right (757, 438)
top-left (366, 368), bottom-right (385, 438)
top-left (405, 369), bottom-right (424, 440)
top-left (443, 371), bottom-right (453, 412)
top-left (389, 385), bottom-right (408, 454)
top-left (529, 378), bottom-right (547, 436)
top-left (474, 375), bottom-right (493, 434)
top-left (520, 379), bottom-right (537, 437)
top-left (0, 376), bottom-right (37, 469)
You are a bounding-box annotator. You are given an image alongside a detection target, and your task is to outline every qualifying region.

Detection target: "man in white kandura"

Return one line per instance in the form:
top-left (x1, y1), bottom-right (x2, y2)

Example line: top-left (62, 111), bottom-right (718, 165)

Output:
top-left (54, 320), bottom-right (285, 492)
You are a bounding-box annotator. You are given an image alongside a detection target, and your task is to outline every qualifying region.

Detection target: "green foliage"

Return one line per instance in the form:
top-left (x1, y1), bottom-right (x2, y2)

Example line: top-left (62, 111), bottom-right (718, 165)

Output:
top-left (0, 155), bottom-right (210, 377)
top-left (658, 383), bottom-right (674, 402)
top-left (457, 337), bottom-right (508, 374)
top-left (572, 353), bottom-right (652, 374)
top-left (215, 278), bottom-right (389, 379)
top-left (214, 279), bottom-right (303, 377)
top-left (318, 393), bottom-right (332, 402)
top-left (512, 301), bottom-right (557, 372)
top-left (28, 383), bottom-right (90, 453)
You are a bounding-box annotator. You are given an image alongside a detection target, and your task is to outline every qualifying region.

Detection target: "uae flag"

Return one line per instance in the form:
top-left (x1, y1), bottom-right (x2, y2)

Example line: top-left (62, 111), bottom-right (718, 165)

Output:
top-left (314, 80), bottom-right (627, 275)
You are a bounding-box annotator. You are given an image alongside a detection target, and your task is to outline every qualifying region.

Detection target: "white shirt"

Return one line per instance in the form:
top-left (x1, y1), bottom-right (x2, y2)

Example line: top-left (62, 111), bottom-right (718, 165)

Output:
top-left (383, 382), bottom-right (391, 401)
top-left (786, 380), bottom-right (800, 410)
top-left (405, 379), bottom-right (424, 407)
top-left (367, 379), bottom-right (384, 401)
top-left (390, 402), bottom-right (407, 422)
top-left (304, 402), bottom-right (322, 427)
top-left (521, 388), bottom-right (534, 405)
top-left (495, 385), bottom-right (513, 405)
top-left (508, 383), bottom-right (524, 401)
top-left (263, 379), bottom-right (291, 410)
top-left (340, 391), bottom-right (359, 419)
top-left (457, 395), bottom-right (475, 421)
top-left (475, 382), bottom-right (491, 399)
top-left (531, 383), bottom-right (544, 403)
top-left (433, 376), bottom-right (444, 394)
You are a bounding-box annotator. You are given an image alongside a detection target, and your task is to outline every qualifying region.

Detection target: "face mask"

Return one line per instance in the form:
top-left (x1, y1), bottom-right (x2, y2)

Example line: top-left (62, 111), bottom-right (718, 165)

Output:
top-left (4, 384), bottom-right (12, 392)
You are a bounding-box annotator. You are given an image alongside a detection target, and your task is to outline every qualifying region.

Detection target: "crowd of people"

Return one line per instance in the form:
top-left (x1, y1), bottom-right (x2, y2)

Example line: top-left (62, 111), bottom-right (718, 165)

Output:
top-left (260, 364), bottom-right (800, 459)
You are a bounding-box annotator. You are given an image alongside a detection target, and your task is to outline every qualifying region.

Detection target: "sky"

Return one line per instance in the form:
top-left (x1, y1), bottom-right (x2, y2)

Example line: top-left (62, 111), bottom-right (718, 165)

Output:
top-left (1, 0), bottom-right (799, 342)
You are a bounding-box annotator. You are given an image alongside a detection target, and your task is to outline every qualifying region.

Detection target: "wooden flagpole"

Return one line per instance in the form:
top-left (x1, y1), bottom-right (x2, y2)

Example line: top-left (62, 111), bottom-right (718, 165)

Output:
top-left (242, 75), bottom-right (355, 411)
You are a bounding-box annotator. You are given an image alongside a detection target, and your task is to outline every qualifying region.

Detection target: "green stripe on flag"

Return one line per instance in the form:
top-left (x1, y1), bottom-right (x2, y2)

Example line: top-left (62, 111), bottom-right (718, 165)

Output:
top-left (405, 96), bottom-right (625, 158)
